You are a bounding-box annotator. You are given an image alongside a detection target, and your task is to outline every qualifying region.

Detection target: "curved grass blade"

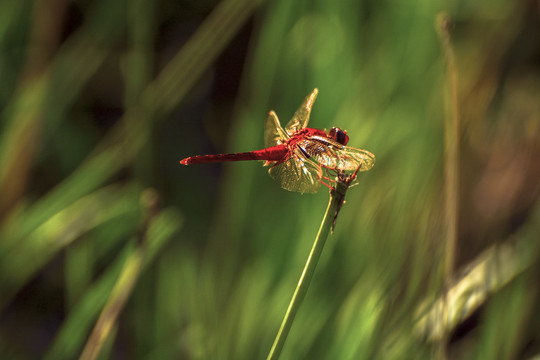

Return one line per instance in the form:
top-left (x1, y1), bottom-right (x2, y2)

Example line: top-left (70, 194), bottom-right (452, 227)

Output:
top-left (0, 184), bottom-right (142, 310)
top-left (44, 204), bottom-right (182, 360)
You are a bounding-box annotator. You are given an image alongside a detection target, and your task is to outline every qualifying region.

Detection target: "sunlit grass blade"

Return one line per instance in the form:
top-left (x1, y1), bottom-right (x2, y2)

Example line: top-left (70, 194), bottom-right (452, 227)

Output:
top-left (141, 0), bottom-right (263, 116)
top-left (0, 0), bottom-right (67, 218)
top-left (0, 0), bottom-right (127, 220)
top-left (78, 190), bottom-right (160, 360)
top-left (0, 77), bottom-right (46, 219)
top-left (79, 205), bottom-right (150, 359)
top-left (415, 200), bottom-right (540, 342)
top-left (44, 241), bottom-right (135, 360)
top-left (4, 0), bottom-right (261, 240)
top-left (44, 205), bottom-right (182, 360)
top-left (0, 184), bottom-right (141, 310)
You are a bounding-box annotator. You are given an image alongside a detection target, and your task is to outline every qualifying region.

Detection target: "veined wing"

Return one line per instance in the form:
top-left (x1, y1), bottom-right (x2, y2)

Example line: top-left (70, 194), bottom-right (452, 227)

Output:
top-left (336, 146), bottom-right (375, 171)
top-left (326, 146), bottom-right (375, 171)
top-left (264, 111), bottom-right (289, 148)
top-left (284, 89), bottom-right (319, 135)
top-left (267, 148), bottom-right (322, 194)
top-left (297, 137), bottom-right (375, 172)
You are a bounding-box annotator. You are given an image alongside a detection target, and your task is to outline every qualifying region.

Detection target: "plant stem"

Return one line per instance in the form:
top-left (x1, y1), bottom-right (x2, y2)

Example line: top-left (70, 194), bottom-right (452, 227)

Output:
top-left (436, 11), bottom-right (460, 285)
top-left (435, 12), bottom-right (460, 360)
top-left (266, 178), bottom-right (352, 360)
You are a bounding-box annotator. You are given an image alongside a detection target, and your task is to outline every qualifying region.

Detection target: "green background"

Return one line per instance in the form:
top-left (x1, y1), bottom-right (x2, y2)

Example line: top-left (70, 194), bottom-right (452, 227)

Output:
top-left (0, 0), bottom-right (538, 359)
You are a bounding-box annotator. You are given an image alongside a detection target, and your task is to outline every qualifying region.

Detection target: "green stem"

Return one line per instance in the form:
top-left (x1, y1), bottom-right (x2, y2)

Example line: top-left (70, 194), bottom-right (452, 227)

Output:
top-left (266, 179), bottom-right (351, 360)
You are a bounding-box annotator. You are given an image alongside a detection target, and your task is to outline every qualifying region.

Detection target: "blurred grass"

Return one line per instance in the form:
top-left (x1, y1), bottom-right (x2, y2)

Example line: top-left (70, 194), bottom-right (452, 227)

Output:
top-left (0, 0), bottom-right (539, 359)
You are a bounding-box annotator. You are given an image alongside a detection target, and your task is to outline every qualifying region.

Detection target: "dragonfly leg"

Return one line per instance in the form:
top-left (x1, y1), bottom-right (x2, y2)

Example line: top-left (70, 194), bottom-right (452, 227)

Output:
top-left (318, 178), bottom-right (334, 190)
top-left (351, 164), bottom-right (362, 178)
top-left (319, 172), bottom-right (337, 190)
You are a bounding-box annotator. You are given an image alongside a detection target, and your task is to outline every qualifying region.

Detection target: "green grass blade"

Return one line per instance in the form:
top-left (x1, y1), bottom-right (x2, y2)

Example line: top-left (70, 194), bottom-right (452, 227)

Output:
top-left (0, 184), bottom-right (141, 310)
top-left (44, 206), bottom-right (182, 360)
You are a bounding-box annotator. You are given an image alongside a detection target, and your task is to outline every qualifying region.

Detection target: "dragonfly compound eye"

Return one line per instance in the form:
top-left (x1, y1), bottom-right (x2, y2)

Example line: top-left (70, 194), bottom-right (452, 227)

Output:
top-left (328, 127), bottom-right (349, 146)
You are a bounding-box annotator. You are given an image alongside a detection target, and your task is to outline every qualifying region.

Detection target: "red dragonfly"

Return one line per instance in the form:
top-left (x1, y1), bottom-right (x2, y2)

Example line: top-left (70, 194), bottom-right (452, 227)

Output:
top-left (180, 89), bottom-right (375, 193)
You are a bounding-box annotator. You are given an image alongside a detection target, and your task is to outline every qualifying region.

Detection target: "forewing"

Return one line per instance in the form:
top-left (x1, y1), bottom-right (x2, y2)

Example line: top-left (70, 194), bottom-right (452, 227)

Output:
top-left (264, 111), bottom-right (289, 147)
top-left (297, 136), bottom-right (375, 172)
top-left (297, 137), bottom-right (343, 169)
top-left (267, 149), bottom-right (322, 193)
top-left (284, 89), bottom-right (319, 134)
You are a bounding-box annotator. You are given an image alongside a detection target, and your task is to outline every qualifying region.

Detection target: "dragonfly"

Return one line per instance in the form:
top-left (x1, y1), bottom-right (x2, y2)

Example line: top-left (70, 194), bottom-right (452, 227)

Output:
top-left (180, 89), bottom-right (375, 193)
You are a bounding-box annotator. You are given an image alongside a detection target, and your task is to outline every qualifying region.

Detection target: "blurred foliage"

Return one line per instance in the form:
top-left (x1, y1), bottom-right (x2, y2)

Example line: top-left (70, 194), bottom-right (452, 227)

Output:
top-left (0, 0), bottom-right (539, 359)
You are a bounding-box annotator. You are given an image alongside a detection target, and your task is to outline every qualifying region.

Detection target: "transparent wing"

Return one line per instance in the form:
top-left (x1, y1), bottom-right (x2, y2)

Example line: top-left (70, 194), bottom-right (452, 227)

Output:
top-left (284, 89), bottom-right (319, 134)
top-left (327, 146), bottom-right (376, 171)
top-left (264, 111), bottom-right (289, 147)
top-left (296, 137), bottom-right (375, 172)
top-left (296, 137), bottom-right (336, 159)
top-left (267, 148), bottom-right (322, 194)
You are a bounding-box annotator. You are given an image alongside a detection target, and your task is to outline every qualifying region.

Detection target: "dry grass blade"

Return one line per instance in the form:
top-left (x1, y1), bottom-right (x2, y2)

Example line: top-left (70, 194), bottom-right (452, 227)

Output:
top-left (44, 205), bottom-right (182, 360)
top-left (415, 233), bottom-right (539, 342)
top-left (436, 12), bottom-right (460, 286)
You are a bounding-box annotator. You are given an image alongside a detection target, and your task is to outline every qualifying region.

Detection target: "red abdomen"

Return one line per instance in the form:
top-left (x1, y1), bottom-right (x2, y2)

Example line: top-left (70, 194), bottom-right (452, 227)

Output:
top-left (180, 145), bottom-right (288, 165)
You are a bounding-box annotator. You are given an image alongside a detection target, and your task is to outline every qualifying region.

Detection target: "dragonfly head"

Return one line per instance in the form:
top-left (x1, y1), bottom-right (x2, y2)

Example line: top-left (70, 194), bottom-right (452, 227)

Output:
top-left (328, 127), bottom-right (349, 146)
